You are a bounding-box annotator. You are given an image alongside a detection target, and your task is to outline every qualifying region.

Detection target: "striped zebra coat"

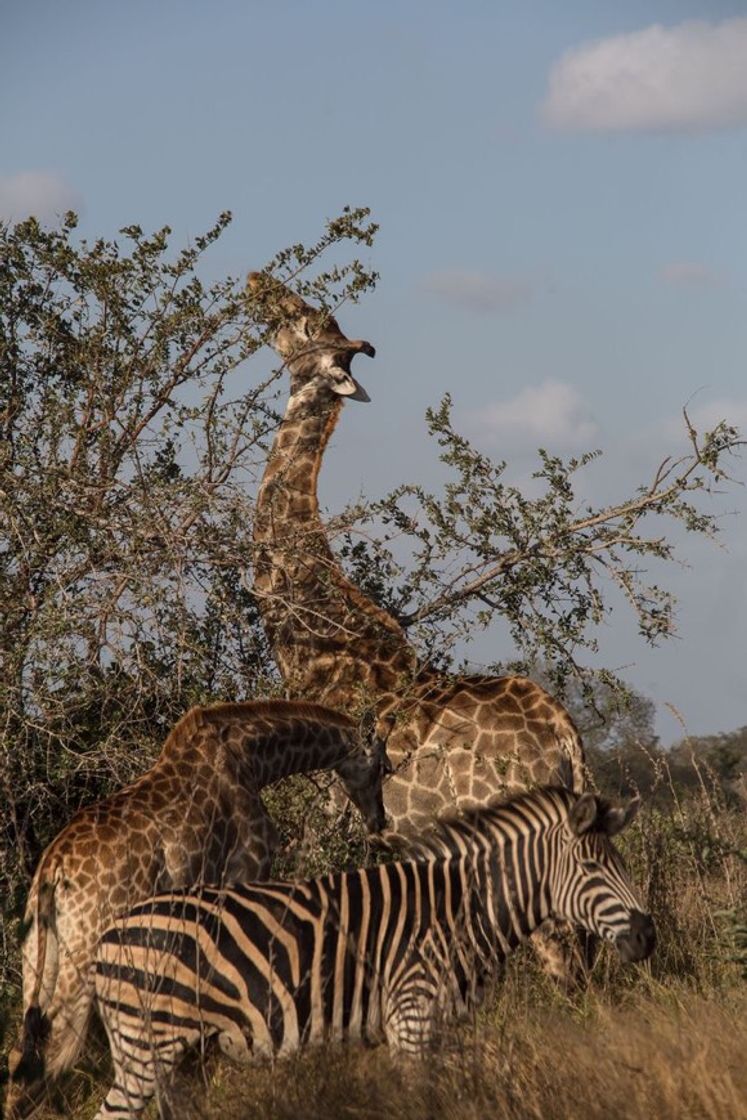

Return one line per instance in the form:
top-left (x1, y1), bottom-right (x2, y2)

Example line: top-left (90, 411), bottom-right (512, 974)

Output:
top-left (92, 788), bottom-right (654, 1118)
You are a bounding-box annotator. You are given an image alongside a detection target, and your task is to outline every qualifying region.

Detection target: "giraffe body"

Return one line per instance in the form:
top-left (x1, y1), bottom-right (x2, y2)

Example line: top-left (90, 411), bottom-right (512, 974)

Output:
top-left (5, 699), bottom-right (389, 1119)
top-left (249, 276), bottom-right (586, 812)
top-left (249, 275), bottom-right (589, 981)
top-left (374, 674), bottom-right (585, 832)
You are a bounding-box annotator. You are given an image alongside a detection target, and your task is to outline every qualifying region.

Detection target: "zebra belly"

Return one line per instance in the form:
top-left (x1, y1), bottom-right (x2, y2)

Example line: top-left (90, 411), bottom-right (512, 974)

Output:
top-left (94, 882), bottom-right (390, 1060)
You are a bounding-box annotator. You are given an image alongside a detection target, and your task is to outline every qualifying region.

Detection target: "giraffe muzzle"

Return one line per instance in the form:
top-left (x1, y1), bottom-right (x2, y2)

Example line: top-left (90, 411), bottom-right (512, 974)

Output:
top-left (364, 803), bottom-right (389, 834)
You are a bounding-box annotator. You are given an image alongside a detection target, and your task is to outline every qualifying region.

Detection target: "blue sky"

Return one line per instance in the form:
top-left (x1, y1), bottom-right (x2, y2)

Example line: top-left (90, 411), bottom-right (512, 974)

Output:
top-left (2, 1), bottom-right (746, 741)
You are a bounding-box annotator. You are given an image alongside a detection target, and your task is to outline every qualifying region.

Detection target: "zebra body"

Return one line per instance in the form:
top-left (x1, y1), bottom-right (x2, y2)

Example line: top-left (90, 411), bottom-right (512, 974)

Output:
top-left (92, 788), bottom-right (654, 1118)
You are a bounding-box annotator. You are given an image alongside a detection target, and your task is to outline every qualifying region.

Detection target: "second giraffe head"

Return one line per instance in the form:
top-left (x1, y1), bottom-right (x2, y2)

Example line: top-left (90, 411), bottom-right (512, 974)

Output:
top-left (247, 272), bottom-right (375, 402)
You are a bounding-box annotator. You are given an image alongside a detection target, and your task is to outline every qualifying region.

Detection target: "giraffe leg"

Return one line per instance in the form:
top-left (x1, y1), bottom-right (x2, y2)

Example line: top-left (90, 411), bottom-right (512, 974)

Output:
top-left (6, 958), bottom-right (95, 1119)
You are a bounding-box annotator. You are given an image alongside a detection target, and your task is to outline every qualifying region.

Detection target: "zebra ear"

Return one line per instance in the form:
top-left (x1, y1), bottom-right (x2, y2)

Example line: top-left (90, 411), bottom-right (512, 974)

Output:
top-left (601, 796), bottom-right (640, 837)
top-left (568, 793), bottom-right (599, 836)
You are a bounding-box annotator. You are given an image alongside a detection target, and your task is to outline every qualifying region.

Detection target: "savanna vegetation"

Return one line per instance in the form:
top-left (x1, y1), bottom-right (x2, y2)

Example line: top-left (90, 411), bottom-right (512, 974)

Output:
top-left (0, 210), bottom-right (745, 1118)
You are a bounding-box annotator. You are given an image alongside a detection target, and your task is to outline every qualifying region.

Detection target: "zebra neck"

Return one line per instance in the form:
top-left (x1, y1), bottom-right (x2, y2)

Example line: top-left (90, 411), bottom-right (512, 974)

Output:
top-left (485, 830), bottom-right (554, 957)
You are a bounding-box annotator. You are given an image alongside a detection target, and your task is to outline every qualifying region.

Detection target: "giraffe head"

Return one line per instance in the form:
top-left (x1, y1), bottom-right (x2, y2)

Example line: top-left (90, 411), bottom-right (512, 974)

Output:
top-left (247, 272), bottom-right (375, 402)
top-left (552, 792), bottom-right (655, 963)
top-left (334, 734), bottom-right (393, 833)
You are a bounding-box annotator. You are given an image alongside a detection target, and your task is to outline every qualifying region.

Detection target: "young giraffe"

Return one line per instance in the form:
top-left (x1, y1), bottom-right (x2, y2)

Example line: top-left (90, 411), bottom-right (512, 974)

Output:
top-left (5, 699), bottom-right (390, 1120)
top-left (249, 273), bottom-right (590, 983)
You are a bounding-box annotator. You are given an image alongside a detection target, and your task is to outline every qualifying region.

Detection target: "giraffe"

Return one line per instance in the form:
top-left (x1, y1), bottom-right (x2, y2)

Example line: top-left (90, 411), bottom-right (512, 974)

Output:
top-left (5, 699), bottom-right (390, 1120)
top-left (249, 273), bottom-right (591, 981)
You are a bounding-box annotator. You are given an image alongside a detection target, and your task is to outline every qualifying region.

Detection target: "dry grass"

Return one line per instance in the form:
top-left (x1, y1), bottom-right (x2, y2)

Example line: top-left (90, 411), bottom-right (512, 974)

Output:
top-left (115, 984), bottom-right (747, 1120)
top-left (22, 960), bottom-right (747, 1120)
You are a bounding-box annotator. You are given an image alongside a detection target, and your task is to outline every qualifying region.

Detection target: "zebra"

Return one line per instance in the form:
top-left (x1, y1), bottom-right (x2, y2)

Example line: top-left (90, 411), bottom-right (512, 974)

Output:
top-left (91, 787), bottom-right (654, 1118)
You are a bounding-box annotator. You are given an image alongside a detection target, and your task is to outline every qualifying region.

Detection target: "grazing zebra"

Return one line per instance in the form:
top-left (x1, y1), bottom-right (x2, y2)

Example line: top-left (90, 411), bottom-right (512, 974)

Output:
top-left (92, 787), bottom-right (654, 1118)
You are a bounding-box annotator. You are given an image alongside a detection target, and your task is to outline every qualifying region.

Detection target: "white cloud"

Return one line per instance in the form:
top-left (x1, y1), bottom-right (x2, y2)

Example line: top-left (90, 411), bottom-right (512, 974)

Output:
top-left (470, 380), bottom-right (599, 450)
top-left (542, 17), bottom-right (747, 133)
top-left (422, 269), bottom-right (531, 314)
top-left (659, 261), bottom-right (719, 287)
top-left (0, 171), bottom-right (83, 223)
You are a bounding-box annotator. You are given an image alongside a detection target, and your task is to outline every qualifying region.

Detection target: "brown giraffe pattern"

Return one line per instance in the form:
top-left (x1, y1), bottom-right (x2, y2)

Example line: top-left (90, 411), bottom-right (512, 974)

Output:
top-left (249, 273), bottom-right (590, 975)
top-left (5, 699), bottom-right (389, 1119)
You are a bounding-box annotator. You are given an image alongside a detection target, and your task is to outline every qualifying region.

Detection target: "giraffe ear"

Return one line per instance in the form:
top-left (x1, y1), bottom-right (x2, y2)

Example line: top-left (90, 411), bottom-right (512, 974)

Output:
top-left (329, 373), bottom-right (370, 403)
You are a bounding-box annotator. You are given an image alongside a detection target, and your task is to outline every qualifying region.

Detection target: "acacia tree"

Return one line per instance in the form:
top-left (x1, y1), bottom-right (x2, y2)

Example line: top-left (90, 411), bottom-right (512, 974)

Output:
top-left (350, 398), bottom-right (742, 694)
top-left (0, 207), bottom-right (378, 931)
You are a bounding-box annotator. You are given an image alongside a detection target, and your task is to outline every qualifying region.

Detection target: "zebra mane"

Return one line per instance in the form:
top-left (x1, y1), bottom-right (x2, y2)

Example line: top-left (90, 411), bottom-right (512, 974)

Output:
top-left (380, 786), bottom-right (577, 863)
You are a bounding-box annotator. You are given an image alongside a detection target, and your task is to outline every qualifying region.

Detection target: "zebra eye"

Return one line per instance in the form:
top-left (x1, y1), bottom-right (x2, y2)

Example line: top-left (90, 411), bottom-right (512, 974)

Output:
top-left (582, 859), bottom-right (603, 874)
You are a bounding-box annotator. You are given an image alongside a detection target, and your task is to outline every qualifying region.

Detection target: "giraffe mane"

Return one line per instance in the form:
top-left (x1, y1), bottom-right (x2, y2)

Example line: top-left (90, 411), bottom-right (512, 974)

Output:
top-left (155, 700), bottom-right (358, 762)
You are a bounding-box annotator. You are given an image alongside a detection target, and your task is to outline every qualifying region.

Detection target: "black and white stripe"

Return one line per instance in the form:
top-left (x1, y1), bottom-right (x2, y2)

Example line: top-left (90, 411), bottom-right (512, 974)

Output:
top-left (92, 787), bottom-right (654, 1118)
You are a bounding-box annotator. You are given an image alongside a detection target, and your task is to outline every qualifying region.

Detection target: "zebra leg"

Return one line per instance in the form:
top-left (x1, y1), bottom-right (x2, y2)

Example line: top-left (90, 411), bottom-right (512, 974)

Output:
top-left (383, 973), bottom-right (437, 1058)
top-left (216, 1026), bottom-right (254, 1064)
top-left (93, 1023), bottom-right (191, 1120)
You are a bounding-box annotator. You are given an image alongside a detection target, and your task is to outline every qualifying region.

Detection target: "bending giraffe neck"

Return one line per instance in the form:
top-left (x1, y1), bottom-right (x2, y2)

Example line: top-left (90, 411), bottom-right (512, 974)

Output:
top-left (254, 383), bottom-right (418, 710)
top-left (159, 701), bottom-right (366, 788)
top-left (208, 700), bottom-right (366, 787)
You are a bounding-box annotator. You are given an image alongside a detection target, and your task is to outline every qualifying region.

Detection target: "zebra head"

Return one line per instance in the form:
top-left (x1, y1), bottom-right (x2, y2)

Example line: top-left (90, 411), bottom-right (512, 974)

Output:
top-left (553, 792), bottom-right (655, 963)
top-left (334, 735), bottom-right (393, 834)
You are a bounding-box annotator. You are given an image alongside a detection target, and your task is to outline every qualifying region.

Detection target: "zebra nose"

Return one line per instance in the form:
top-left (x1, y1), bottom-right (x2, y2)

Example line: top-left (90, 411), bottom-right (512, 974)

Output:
top-left (616, 910), bottom-right (656, 962)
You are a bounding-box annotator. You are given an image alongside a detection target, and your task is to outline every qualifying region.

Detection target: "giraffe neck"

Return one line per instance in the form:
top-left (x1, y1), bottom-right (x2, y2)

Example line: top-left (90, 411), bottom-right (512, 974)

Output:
top-left (235, 713), bottom-right (359, 788)
top-left (254, 383), bottom-right (418, 708)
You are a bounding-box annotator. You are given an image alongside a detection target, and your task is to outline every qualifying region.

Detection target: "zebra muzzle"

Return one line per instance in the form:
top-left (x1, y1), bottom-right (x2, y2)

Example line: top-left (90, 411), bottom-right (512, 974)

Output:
top-left (615, 910), bottom-right (656, 963)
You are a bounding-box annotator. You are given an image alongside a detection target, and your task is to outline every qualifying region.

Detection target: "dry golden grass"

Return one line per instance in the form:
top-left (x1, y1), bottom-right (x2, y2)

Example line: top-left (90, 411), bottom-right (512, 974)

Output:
top-left (136, 984), bottom-right (747, 1120)
top-left (24, 964), bottom-right (747, 1120)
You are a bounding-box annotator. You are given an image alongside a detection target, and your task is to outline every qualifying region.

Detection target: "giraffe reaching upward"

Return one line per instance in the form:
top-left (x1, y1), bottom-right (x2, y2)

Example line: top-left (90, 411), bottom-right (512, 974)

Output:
top-left (249, 274), bottom-right (590, 985)
top-left (250, 274), bottom-right (416, 706)
top-left (5, 699), bottom-right (390, 1120)
top-left (250, 273), bottom-right (587, 824)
